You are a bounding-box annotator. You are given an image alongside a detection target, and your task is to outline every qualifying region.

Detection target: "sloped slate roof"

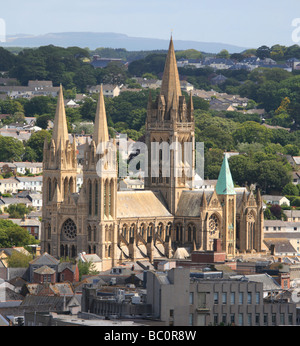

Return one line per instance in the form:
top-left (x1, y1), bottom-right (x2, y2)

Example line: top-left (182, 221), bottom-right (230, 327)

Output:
top-left (117, 190), bottom-right (172, 218)
top-left (20, 295), bottom-right (72, 309)
top-left (29, 252), bottom-right (60, 266)
top-left (176, 190), bottom-right (214, 217)
top-left (264, 239), bottom-right (297, 254)
top-left (230, 273), bottom-right (281, 291)
top-left (34, 265), bottom-right (56, 275)
top-left (58, 262), bottom-right (77, 273)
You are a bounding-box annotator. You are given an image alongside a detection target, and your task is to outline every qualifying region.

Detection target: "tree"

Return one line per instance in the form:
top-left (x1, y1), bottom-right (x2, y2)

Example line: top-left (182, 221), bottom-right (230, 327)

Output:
top-left (264, 207), bottom-right (276, 220)
top-left (73, 65), bottom-right (97, 92)
top-left (26, 130), bottom-right (51, 162)
top-left (0, 220), bottom-right (38, 248)
top-left (229, 155), bottom-right (257, 187)
top-left (232, 121), bottom-right (273, 145)
top-left (256, 80), bottom-right (281, 112)
top-left (36, 114), bottom-right (53, 129)
top-left (0, 136), bottom-right (25, 162)
top-left (176, 49), bottom-right (203, 60)
top-left (217, 49), bottom-right (230, 59)
top-left (204, 148), bottom-right (224, 179)
top-left (23, 146), bottom-right (38, 162)
top-left (256, 45), bottom-right (271, 59)
top-left (7, 251), bottom-right (33, 268)
top-left (79, 97), bottom-right (97, 121)
top-left (4, 204), bottom-right (34, 219)
top-left (23, 96), bottom-right (56, 117)
top-left (77, 260), bottom-right (99, 280)
top-left (0, 99), bottom-right (24, 116)
top-left (256, 160), bottom-right (292, 193)
top-left (282, 182), bottom-right (299, 196)
top-left (270, 44), bottom-right (286, 61)
top-left (269, 205), bottom-right (287, 220)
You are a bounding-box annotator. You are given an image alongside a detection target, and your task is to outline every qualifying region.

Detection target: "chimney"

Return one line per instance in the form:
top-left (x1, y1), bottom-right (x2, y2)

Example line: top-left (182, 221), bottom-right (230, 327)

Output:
top-left (213, 239), bottom-right (222, 253)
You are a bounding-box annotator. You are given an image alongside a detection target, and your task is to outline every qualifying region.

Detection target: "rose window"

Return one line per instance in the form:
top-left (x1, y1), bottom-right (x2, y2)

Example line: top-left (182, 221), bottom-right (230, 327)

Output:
top-left (208, 215), bottom-right (219, 234)
top-left (62, 219), bottom-right (77, 240)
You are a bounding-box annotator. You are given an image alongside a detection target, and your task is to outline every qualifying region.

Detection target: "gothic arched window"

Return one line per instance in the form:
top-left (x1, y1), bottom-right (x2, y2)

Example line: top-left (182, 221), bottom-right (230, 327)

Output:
top-left (88, 180), bottom-right (92, 215)
top-left (88, 225), bottom-right (92, 242)
top-left (48, 179), bottom-right (52, 202)
top-left (188, 224), bottom-right (196, 242)
top-left (247, 210), bottom-right (256, 250)
top-left (95, 181), bottom-right (98, 216)
top-left (47, 223), bottom-right (51, 240)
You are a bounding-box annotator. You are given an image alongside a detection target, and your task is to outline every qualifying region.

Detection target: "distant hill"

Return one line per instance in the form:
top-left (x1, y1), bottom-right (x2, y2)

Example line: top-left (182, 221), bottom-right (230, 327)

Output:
top-left (1, 32), bottom-right (248, 53)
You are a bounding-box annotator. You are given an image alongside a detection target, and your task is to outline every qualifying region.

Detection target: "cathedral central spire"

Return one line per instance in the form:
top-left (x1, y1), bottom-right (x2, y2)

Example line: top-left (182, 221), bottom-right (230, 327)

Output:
top-left (160, 36), bottom-right (182, 112)
top-left (93, 84), bottom-right (109, 147)
top-left (51, 84), bottom-right (69, 149)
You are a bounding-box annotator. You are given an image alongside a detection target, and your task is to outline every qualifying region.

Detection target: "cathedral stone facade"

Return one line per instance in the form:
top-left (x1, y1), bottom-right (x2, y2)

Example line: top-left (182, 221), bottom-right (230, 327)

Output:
top-left (41, 37), bottom-right (264, 270)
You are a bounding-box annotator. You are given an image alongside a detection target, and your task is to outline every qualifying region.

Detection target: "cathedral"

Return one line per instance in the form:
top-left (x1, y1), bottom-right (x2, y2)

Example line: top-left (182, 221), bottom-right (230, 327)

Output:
top-left (41, 37), bottom-right (264, 270)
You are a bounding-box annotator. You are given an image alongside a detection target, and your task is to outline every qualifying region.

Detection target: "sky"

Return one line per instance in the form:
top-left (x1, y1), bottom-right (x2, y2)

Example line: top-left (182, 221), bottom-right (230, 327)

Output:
top-left (2, 0), bottom-right (300, 48)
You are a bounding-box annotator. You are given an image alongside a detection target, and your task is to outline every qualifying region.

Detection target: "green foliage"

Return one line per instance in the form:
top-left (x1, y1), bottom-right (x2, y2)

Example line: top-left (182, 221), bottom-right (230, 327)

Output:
top-left (204, 148), bottom-right (224, 179)
top-left (128, 53), bottom-right (167, 76)
top-left (7, 251), bottom-right (33, 268)
top-left (228, 153), bottom-right (292, 193)
top-left (4, 203), bottom-right (34, 219)
top-left (264, 207), bottom-right (276, 220)
top-left (23, 96), bottom-right (57, 117)
top-left (176, 49), bottom-right (203, 60)
top-left (283, 183), bottom-right (299, 196)
top-left (0, 136), bottom-right (25, 162)
top-left (77, 260), bottom-right (99, 280)
top-left (232, 121), bottom-right (273, 145)
top-left (26, 130), bottom-right (51, 162)
top-left (0, 219), bottom-right (38, 248)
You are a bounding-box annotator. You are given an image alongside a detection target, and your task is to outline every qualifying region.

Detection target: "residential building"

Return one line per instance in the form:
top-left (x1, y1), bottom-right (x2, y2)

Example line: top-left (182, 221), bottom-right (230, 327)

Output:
top-left (28, 252), bottom-right (60, 283)
top-left (264, 220), bottom-right (300, 255)
top-left (284, 210), bottom-right (300, 222)
top-left (27, 193), bottom-right (42, 211)
top-left (133, 78), bottom-right (162, 89)
top-left (292, 171), bottom-right (300, 185)
top-left (90, 56), bottom-right (127, 69)
top-left (11, 217), bottom-right (41, 240)
top-left (0, 85), bottom-right (59, 99)
top-left (16, 176), bottom-right (43, 192)
top-left (119, 178), bottom-right (144, 190)
top-left (0, 178), bottom-right (19, 194)
top-left (88, 84), bottom-right (121, 98)
top-left (210, 74), bottom-right (228, 85)
top-left (13, 162), bottom-right (42, 175)
top-left (77, 252), bottom-right (103, 272)
top-left (0, 197), bottom-right (32, 212)
top-left (262, 195), bottom-right (290, 206)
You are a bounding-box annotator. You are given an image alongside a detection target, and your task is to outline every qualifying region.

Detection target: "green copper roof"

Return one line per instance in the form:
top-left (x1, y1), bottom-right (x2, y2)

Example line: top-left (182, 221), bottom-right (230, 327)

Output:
top-left (216, 155), bottom-right (236, 195)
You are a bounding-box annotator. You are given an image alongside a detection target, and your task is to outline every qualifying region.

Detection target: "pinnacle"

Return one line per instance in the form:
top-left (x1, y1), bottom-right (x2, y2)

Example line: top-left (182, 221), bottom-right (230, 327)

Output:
top-left (51, 84), bottom-right (69, 149)
top-left (93, 84), bottom-right (109, 147)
